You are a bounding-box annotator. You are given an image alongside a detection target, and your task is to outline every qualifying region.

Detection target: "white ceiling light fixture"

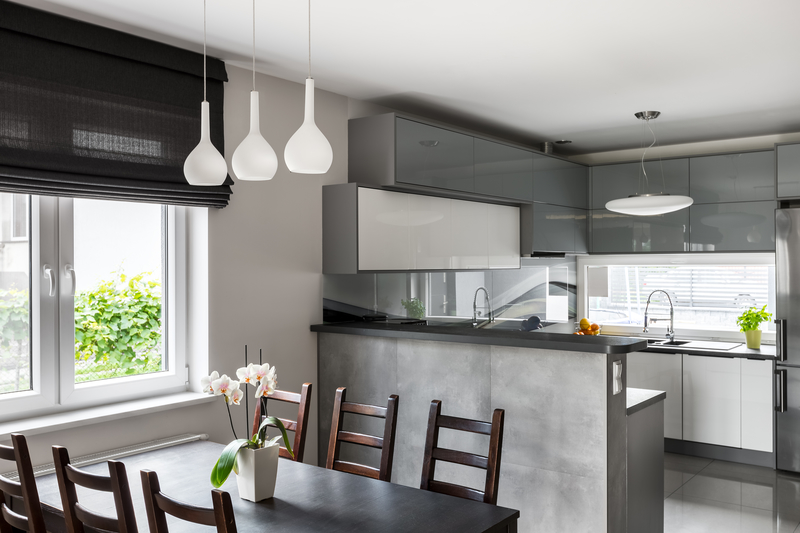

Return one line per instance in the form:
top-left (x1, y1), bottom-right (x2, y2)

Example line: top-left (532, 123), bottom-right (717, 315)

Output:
top-left (284, 0), bottom-right (333, 174)
top-left (605, 111), bottom-right (693, 216)
top-left (184, 0), bottom-right (228, 187)
top-left (232, 0), bottom-right (278, 181)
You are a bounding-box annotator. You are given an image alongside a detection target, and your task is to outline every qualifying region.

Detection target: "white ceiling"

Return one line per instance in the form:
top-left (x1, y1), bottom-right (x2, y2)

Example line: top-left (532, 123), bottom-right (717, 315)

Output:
top-left (12, 0), bottom-right (800, 155)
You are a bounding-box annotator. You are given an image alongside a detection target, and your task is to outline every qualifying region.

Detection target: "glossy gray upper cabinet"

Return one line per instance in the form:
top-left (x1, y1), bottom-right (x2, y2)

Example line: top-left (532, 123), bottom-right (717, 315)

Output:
top-left (690, 201), bottom-right (776, 252)
top-left (777, 143), bottom-right (800, 198)
top-left (521, 204), bottom-right (588, 254)
top-left (591, 159), bottom-right (689, 209)
top-left (395, 118), bottom-right (474, 192)
top-left (591, 209), bottom-right (688, 253)
top-left (690, 151), bottom-right (774, 203)
top-left (474, 138), bottom-right (533, 201)
top-left (533, 155), bottom-right (589, 208)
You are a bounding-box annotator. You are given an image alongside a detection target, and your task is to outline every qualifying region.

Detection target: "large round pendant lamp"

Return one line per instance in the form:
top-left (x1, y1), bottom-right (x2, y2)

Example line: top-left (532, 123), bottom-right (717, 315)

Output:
top-left (184, 0), bottom-right (228, 186)
top-left (284, 0), bottom-right (333, 174)
top-left (232, 0), bottom-right (278, 181)
top-left (605, 112), bottom-right (693, 216)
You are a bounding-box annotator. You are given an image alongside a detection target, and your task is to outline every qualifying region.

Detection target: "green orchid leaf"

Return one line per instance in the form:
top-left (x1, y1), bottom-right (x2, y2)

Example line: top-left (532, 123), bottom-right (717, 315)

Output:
top-left (210, 439), bottom-right (250, 488)
top-left (257, 416), bottom-right (295, 459)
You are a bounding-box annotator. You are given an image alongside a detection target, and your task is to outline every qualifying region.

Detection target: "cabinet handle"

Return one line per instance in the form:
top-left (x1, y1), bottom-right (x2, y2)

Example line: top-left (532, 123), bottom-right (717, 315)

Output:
top-left (777, 369), bottom-right (788, 413)
top-left (776, 319), bottom-right (787, 362)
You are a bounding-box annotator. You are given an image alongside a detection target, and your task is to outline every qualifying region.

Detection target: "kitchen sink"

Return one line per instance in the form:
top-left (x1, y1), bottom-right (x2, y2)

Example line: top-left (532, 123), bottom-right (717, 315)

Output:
top-left (657, 340), bottom-right (690, 346)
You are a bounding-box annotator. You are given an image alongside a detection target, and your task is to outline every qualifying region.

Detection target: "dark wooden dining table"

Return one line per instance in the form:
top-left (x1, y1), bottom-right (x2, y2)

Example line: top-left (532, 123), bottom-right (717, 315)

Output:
top-left (28, 440), bottom-right (519, 532)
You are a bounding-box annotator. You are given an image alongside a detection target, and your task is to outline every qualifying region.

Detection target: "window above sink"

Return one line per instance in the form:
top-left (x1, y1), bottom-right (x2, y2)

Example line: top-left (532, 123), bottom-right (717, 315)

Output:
top-left (578, 253), bottom-right (775, 343)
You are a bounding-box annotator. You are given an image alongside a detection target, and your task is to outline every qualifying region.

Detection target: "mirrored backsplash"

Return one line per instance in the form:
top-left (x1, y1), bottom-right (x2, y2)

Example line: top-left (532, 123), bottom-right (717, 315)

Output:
top-left (323, 257), bottom-right (576, 326)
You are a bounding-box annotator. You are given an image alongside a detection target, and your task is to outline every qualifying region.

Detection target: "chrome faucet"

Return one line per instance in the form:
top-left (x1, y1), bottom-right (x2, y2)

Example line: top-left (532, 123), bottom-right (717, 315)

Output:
top-left (472, 287), bottom-right (494, 328)
top-left (643, 290), bottom-right (675, 342)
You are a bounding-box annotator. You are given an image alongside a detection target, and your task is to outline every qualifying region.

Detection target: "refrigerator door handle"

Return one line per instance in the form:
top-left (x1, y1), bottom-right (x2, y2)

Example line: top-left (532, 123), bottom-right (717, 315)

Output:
top-left (776, 319), bottom-right (787, 362)
top-left (777, 369), bottom-right (788, 413)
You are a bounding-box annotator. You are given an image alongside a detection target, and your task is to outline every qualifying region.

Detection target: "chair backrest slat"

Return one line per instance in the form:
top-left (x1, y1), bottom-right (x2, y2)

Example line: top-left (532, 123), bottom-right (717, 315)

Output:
top-left (74, 504), bottom-right (118, 532)
top-left (65, 465), bottom-right (114, 492)
top-left (325, 387), bottom-right (399, 483)
top-left (437, 414), bottom-right (492, 435)
top-left (419, 400), bottom-right (505, 505)
top-left (53, 445), bottom-right (138, 533)
top-left (431, 448), bottom-right (489, 469)
top-left (140, 470), bottom-right (236, 533)
top-left (341, 402), bottom-right (387, 418)
top-left (331, 460), bottom-right (380, 480)
top-left (427, 480), bottom-right (485, 502)
top-left (336, 431), bottom-right (384, 449)
top-left (250, 383), bottom-right (313, 462)
top-left (0, 434), bottom-right (47, 533)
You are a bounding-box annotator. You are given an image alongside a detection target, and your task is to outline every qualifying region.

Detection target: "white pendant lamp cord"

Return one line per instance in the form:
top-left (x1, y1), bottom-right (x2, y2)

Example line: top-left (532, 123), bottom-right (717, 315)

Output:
top-left (638, 118), bottom-right (669, 194)
top-left (203, 0), bottom-right (207, 101)
top-left (308, 0), bottom-right (312, 79)
top-left (252, 0), bottom-right (256, 91)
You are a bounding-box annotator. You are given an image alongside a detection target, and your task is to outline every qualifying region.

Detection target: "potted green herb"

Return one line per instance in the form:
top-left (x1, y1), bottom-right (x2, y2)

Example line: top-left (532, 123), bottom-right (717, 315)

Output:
top-left (736, 305), bottom-right (772, 350)
top-left (401, 297), bottom-right (425, 320)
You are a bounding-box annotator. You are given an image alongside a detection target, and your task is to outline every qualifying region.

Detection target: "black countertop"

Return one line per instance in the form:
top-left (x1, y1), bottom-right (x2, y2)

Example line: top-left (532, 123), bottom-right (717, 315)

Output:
top-left (310, 321), bottom-right (647, 355)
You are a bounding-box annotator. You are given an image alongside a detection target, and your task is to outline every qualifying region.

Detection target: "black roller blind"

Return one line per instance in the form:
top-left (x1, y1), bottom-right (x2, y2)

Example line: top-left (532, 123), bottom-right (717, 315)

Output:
top-left (0, 0), bottom-right (232, 208)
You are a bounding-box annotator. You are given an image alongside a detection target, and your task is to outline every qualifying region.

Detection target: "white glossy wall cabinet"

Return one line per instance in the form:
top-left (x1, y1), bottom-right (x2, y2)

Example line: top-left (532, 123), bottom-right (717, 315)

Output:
top-left (450, 199), bottom-right (489, 269)
top-left (628, 352), bottom-right (683, 439)
top-left (683, 354), bottom-right (741, 448)
top-left (357, 188), bottom-right (412, 271)
top-left (323, 184), bottom-right (520, 273)
top-left (488, 204), bottom-right (521, 269)
top-left (741, 358), bottom-right (774, 452)
top-left (408, 194), bottom-right (451, 270)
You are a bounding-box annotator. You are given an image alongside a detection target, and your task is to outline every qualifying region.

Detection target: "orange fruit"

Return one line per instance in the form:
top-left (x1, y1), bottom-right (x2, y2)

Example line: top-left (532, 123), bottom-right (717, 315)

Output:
top-left (579, 318), bottom-right (590, 330)
top-left (590, 324), bottom-right (600, 331)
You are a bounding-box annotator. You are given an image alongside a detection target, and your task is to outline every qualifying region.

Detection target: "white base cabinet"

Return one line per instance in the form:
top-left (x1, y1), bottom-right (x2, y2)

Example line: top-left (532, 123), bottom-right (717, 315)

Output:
top-left (629, 352), bottom-right (773, 453)
top-left (628, 352), bottom-right (683, 439)
top-left (741, 359), bottom-right (774, 452)
top-left (683, 354), bottom-right (742, 448)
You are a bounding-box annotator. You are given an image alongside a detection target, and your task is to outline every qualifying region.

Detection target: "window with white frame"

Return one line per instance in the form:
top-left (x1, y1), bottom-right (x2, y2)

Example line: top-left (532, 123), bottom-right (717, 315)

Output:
top-left (581, 254), bottom-right (775, 337)
top-left (0, 194), bottom-right (186, 422)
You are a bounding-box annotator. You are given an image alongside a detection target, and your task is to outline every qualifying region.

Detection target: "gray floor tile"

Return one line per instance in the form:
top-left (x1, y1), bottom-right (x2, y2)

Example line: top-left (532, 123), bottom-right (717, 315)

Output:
top-left (665, 493), bottom-right (799, 533)
top-left (664, 453), bottom-right (713, 475)
top-left (679, 474), bottom-right (742, 506)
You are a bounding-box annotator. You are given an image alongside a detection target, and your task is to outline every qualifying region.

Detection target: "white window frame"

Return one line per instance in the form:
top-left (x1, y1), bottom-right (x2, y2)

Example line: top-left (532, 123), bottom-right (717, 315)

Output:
top-left (10, 193), bottom-right (28, 241)
top-left (577, 253), bottom-right (775, 343)
top-left (0, 196), bottom-right (187, 423)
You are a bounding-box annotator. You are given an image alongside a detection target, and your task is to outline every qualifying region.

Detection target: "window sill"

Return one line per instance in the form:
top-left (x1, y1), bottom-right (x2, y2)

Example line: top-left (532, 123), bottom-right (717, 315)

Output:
top-left (0, 391), bottom-right (216, 441)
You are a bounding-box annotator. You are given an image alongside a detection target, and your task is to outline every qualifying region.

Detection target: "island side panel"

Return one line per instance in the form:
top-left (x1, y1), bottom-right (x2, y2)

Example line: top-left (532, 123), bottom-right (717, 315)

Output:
top-left (491, 345), bottom-right (609, 533)
top-left (607, 353), bottom-right (628, 533)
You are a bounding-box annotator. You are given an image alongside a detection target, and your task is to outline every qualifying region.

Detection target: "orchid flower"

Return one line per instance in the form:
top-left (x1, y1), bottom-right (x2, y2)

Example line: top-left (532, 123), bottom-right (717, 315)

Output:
top-left (236, 364), bottom-right (258, 387)
top-left (201, 371), bottom-right (219, 394)
top-left (251, 363), bottom-right (271, 382)
top-left (229, 388), bottom-right (244, 406)
top-left (255, 373), bottom-right (277, 398)
top-left (212, 374), bottom-right (238, 397)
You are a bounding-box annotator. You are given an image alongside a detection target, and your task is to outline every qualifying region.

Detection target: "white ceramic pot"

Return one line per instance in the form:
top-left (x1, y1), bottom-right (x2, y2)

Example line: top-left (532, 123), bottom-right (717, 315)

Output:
top-left (236, 444), bottom-right (279, 502)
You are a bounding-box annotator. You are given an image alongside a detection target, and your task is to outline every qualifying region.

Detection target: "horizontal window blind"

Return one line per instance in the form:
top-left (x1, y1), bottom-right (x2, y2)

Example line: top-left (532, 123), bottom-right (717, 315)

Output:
top-left (589, 265), bottom-right (773, 331)
top-left (0, 0), bottom-right (231, 208)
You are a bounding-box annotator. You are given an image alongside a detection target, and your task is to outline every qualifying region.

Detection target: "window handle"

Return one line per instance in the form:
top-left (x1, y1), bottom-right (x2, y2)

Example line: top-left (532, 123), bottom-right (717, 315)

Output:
top-left (43, 264), bottom-right (55, 297)
top-left (64, 264), bottom-right (76, 296)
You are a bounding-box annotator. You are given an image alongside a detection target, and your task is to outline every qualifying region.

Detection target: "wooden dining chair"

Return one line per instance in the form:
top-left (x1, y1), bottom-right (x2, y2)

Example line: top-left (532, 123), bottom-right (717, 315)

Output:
top-left (52, 446), bottom-right (138, 533)
top-left (140, 470), bottom-right (236, 533)
top-left (325, 387), bottom-right (399, 482)
top-left (250, 382), bottom-right (312, 462)
top-left (419, 400), bottom-right (505, 505)
top-left (0, 433), bottom-right (47, 533)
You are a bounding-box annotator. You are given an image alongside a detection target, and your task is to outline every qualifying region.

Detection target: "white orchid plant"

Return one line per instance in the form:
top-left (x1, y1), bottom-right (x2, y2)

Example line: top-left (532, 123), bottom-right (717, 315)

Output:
top-left (201, 362), bottom-right (294, 488)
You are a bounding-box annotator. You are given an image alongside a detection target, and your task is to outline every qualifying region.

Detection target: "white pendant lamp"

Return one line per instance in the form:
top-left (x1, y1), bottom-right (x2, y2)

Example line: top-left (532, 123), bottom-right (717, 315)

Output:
top-left (284, 0), bottom-right (333, 174)
top-left (232, 0), bottom-right (278, 181)
top-left (605, 111), bottom-right (693, 216)
top-left (184, 0), bottom-right (228, 186)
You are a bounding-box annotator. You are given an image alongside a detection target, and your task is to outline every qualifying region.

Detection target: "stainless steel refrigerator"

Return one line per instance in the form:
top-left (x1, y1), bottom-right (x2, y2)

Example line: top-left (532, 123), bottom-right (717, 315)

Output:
top-left (775, 208), bottom-right (800, 472)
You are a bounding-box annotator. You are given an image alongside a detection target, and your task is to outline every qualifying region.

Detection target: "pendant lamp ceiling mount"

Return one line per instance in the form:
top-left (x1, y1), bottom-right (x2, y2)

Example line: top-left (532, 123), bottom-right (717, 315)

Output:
top-left (604, 111), bottom-right (693, 216)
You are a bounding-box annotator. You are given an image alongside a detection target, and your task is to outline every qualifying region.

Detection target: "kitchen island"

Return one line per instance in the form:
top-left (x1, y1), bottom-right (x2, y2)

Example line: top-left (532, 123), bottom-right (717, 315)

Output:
top-left (311, 321), bottom-right (658, 533)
